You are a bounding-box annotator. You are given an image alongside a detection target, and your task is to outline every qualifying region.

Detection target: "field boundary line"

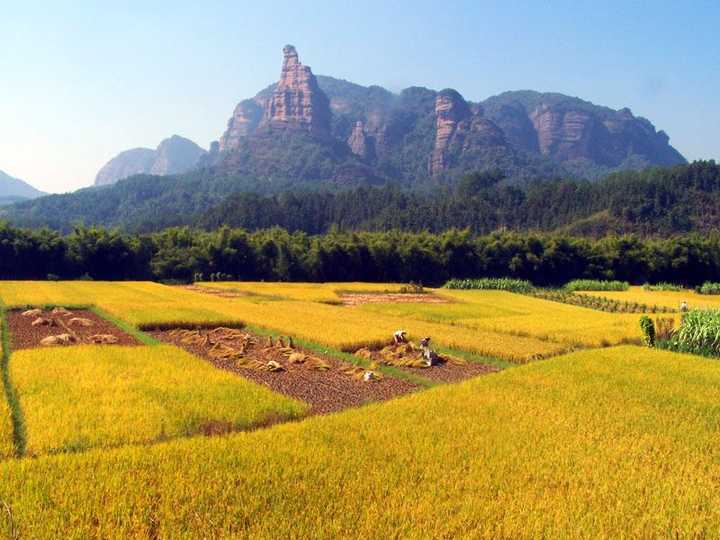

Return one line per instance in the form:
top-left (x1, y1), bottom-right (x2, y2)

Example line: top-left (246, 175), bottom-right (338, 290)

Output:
top-left (90, 306), bottom-right (160, 346)
top-left (0, 299), bottom-right (27, 458)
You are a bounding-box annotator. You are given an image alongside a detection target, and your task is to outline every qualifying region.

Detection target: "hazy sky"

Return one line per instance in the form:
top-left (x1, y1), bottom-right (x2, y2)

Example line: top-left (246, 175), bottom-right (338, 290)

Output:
top-left (1, 0), bottom-right (718, 193)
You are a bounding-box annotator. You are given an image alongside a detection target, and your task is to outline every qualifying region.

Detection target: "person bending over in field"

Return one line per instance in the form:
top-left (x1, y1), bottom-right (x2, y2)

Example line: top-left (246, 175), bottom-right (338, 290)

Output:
top-left (420, 336), bottom-right (439, 367)
top-left (393, 330), bottom-right (408, 344)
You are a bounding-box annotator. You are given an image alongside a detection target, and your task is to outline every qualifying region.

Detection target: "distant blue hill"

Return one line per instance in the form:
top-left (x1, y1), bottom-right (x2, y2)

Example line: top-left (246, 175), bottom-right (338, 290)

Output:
top-left (0, 170), bottom-right (45, 200)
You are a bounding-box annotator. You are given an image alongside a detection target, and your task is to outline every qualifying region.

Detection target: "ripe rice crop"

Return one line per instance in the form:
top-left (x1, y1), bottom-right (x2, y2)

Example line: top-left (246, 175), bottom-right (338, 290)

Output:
top-left (0, 346), bottom-right (719, 537)
top-left (206, 281), bottom-right (411, 302)
top-left (0, 392), bottom-right (12, 459)
top-left (10, 345), bottom-right (306, 456)
top-left (398, 290), bottom-right (646, 347)
top-left (0, 281), bottom-right (566, 362)
top-left (564, 279), bottom-right (629, 291)
top-left (579, 286), bottom-right (720, 311)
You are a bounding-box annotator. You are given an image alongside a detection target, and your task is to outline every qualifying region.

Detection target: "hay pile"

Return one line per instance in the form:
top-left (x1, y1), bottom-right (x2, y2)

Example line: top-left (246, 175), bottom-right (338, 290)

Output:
top-left (354, 342), bottom-right (465, 369)
top-left (40, 334), bottom-right (77, 346)
top-left (167, 329), bottom-right (333, 373)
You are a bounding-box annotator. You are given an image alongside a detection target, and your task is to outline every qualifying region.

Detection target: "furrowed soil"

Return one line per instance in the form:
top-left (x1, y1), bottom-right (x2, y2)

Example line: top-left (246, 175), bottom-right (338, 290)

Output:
top-left (152, 328), bottom-right (418, 414)
top-left (7, 309), bottom-right (140, 350)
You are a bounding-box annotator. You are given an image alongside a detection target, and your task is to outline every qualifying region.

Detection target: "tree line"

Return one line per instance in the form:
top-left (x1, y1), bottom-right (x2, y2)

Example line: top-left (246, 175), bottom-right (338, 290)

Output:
top-left (3, 221), bottom-right (720, 286)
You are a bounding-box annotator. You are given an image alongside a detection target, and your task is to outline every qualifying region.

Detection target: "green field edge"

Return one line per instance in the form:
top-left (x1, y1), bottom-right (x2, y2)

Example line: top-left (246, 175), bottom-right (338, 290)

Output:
top-left (0, 299), bottom-right (27, 458)
top-left (89, 306), bottom-right (160, 346)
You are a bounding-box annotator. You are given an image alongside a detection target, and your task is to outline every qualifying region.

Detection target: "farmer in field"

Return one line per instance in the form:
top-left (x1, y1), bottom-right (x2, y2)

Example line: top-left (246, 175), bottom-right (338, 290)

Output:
top-left (393, 330), bottom-right (408, 344)
top-left (420, 336), bottom-right (439, 367)
top-left (680, 301), bottom-right (689, 313)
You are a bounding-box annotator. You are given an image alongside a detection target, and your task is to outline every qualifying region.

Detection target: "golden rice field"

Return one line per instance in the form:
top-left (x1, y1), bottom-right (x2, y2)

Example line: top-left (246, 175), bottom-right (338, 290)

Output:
top-left (0, 281), bottom-right (567, 362)
top-left (0, 387), bottom-right (12, 459)
top-left (197, 282), bottom-right (645, 353)
top-left (0, 346), bottom-right (719, 537)
top-left (580, 285), bottom-right (720, 311)
top-left (0, 280), bottom-right (654, 362)
top-left (11, 345), bottom-right (306, 456)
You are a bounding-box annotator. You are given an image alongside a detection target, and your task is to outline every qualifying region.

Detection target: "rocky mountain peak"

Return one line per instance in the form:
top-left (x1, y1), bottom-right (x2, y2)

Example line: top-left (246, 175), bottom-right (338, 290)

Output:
top-left (429, 90), bottom-right (477, 174)
top-left (258, 45), bottom-right (331, 136)
top-left (216, 49), bottom-right (686, 183)
top-left (282, 44), bottom-right (300, 68)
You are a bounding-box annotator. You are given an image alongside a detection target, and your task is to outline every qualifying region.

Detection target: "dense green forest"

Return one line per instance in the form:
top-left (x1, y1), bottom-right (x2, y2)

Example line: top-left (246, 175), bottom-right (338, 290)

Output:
top-left (3, 221), bottom-right (720, 286)
top-left (200, 160), bottom-right (720, 236)
top-left (2, 161), bottom-right (718, 236)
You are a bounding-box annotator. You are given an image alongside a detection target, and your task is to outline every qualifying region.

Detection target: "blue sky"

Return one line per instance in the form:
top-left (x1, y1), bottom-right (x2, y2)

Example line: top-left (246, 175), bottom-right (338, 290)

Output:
top-left (1, 0), bottom-right (718, 192)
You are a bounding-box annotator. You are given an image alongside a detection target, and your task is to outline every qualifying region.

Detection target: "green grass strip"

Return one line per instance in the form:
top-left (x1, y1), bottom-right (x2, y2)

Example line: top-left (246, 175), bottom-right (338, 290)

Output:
top-left (90, 306), bottom-right (160, 346)
top-left (0, 299), bottom-right (26, 457)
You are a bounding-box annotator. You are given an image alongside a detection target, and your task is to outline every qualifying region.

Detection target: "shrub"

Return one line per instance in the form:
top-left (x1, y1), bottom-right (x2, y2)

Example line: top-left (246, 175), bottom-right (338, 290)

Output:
top-left (643, 282), bottom-right (682, 292)
top-left (670, 310), bottom-right (720, 355)
top-left (697, 282), bottom-right (720, 295)
top-left (444, 278), bottom-right (534, 293)
top-left (564, 280), bottom-right (629, 292)
top-left (640, 316), bottom-right (656, 347)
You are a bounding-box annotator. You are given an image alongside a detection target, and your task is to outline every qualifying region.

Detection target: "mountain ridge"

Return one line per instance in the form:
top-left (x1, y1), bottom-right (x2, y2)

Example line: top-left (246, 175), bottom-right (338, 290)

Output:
top-left (0, 170), bottom-right (45, 203)
top-left (95, 135), bottom-right (207, 186)
top-left (208, 46), bottom-right (685, 185)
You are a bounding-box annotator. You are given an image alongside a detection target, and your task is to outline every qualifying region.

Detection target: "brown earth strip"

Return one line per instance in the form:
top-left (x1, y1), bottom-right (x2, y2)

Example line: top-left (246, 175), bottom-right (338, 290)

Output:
top-left (151, 328), bottom-right (418, 414)
top-left (7, 309), bottom-right (141, 350)
top-left (339, 293), bottom-right (450, 306)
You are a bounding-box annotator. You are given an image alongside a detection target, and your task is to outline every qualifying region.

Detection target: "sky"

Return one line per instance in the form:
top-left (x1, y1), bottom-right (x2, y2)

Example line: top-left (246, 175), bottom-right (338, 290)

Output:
top-left (1, 0), bottom-right (718, 193)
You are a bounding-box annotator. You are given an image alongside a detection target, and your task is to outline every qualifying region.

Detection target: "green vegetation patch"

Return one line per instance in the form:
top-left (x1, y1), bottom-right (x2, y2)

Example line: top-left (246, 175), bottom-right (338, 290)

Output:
top-left (564, 279), bottom-right (629, 292)
top-left (444, 278), bottom-right (534, 293)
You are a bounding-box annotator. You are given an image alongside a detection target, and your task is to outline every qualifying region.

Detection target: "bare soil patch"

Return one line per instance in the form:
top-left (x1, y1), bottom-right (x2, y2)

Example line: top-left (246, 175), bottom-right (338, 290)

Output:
top-left (184, 284), bottom-right (246, 299)
top-left (7, 308), bottom-right (141, 350)
top-left (354, 342), bottom-right (500, 384)
top-left (151, 328), bottom-right (418, 414)
top-left (339, 293), bottom-right (450, 306)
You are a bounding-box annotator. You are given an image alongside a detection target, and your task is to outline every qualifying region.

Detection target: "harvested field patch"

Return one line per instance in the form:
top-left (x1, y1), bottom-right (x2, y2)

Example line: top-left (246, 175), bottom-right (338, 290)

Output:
top-left (354, 342), bottom-right (499, 383)
top-left (152, 328), bottom-right (418, 414)
top-left (7, 308), bottom-right (140, 350)
top-left (340, 293), bottom-right (450, 306)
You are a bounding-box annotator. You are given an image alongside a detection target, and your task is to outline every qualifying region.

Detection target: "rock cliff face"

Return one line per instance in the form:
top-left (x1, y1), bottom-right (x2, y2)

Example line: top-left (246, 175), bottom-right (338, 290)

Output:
top-left (95, 135), bottom-right (206, 186)
top-left (482, 92), bottom-right (686, 172)
top-left (347, 121), bottom-right (374, 160)
top-left (219, 100), bottom-right (263, 152)
top-left (216, 46), bottom-right (686, 183)
top-left (259, 45), bottom-right (331, 136)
